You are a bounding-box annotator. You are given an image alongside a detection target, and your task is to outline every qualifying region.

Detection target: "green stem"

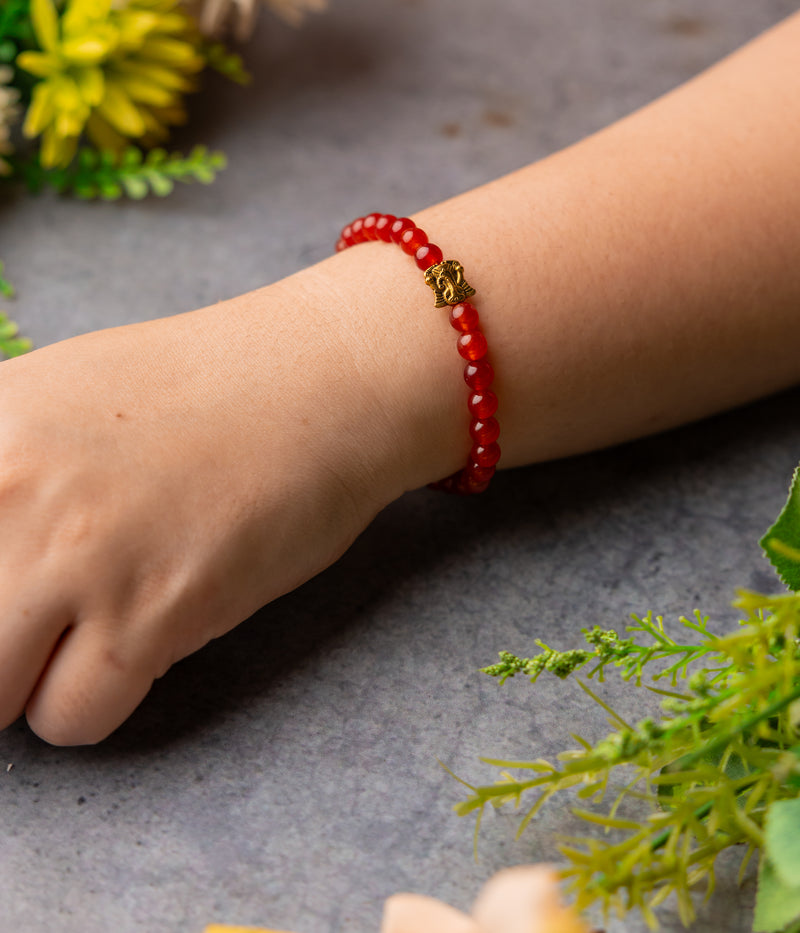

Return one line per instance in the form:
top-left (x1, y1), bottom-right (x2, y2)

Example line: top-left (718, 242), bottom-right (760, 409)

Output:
top-left (677, 682), bottom-right (800, 771)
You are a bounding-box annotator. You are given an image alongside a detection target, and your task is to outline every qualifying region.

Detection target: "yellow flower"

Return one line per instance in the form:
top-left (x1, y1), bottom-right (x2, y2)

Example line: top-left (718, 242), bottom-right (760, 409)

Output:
top-left (17, 0), bottom-right (204, 167)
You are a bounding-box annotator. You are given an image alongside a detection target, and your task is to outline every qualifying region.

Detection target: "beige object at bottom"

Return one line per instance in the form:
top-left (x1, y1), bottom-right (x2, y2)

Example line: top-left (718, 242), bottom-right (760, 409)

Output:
top-left (203, 865), bottom-right (588, 933)
top-left (381, 865), bottom-right (588, 933)
top-left (205, 926), bottom-right (293, 932)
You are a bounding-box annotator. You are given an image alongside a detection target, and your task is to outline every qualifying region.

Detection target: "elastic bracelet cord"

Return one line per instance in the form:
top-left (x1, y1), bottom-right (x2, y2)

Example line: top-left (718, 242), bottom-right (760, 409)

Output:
top-left (336, 213), bottom-right (500, 495)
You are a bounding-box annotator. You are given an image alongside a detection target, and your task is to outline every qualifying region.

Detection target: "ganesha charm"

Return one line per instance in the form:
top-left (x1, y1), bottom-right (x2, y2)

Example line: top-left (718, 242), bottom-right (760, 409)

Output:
top-left (423, 259), bottom-right (476, 308)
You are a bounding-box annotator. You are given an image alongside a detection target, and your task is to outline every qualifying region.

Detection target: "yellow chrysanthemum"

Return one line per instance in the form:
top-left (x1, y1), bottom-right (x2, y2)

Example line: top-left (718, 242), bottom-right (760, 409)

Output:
top-left (17, 0), bottom-right (205, 167)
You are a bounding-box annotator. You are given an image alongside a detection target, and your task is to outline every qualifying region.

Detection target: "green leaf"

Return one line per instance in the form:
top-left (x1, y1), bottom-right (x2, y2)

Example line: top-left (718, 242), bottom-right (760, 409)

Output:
top-left (146, 171), bottom-right (173, 197)
top-left (764, 799), bottom-right (800, 888)
top-left (761, 466), bottom-right (800, 591)
top-left (12, 145), bottom-right (226, 200)
top-left (0, 312), bottom-right (32, 358)
top-left (658, 745), bottom-right (751, 807)
top-left (120, 175), bottom-right (148, 199)
top-left (754, 855), bottom-right (800, 932)
top-left (0, 261), bottom-right (14, 298)
top-left (202, 40), bottom-right (252, 86)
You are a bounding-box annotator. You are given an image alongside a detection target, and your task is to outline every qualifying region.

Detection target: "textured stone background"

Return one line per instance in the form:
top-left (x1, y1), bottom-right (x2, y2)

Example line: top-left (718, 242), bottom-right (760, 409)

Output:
top-left (1, 1), bottom-right (799, 931)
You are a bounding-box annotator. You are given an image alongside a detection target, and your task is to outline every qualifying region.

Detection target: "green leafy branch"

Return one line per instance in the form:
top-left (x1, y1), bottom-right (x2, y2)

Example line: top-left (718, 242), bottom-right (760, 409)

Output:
top-left (0, 0), bottom-right (33, 60)
top-left (0, 311), bottom-right (31, 357)
top-left (482, 609), bottom-right (733, 688)
top-left (201, 40), bottom-right (252, 86)
top-left (0, 263), bottom-right (31, 359)
top-left (0, 0), bottom-right (37, 99)
top-left (0, 311), bottom-right (33, 357)
top-left (12, 145), bottom-right (227, 200)
top-left (456, 468), bottom-right (800, 931)
top-left (460, 595), bottom-right (800, 927)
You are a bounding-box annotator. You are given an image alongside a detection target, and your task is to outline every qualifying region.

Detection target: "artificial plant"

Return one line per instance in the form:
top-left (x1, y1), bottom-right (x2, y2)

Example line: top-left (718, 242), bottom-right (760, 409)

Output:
top-left (459, 466), bottom-right (800, 932)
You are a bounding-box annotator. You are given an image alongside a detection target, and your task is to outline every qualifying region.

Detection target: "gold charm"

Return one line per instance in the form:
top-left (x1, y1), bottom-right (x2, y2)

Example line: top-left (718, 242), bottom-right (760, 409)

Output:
top-left (423, 260), bottom-right (476, 308)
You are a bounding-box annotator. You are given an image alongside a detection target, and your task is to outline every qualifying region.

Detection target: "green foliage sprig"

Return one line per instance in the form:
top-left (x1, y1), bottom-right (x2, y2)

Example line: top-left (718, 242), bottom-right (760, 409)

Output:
top-left (0, 0), bottom-right (34, 77)
top-left (0, 310), bottom-right (31, 357)
top-left (202, 41), bottom-right (253, 86)
top-left (0, 263), bottom-right (30, 359)
top-left (13, 145), bottom-right (227, 200)
top-left (457, 468), bottom-right (800, 932)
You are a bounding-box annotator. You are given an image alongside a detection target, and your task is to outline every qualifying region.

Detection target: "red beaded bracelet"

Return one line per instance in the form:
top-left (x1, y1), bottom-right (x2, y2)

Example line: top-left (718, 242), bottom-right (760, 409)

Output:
top-left (336, 213), bottom-right (500, 495)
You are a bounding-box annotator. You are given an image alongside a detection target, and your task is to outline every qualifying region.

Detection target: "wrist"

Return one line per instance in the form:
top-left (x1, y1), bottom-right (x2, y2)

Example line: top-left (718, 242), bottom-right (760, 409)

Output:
top-left (295, 242), bottom-right (469, 499)
top-left (220, 246), bottom-right (466, 512)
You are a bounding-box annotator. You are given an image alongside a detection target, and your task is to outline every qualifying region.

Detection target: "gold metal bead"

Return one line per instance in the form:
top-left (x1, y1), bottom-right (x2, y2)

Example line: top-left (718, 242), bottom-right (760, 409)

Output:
top-left (423, 259), bottom-right (476, 308)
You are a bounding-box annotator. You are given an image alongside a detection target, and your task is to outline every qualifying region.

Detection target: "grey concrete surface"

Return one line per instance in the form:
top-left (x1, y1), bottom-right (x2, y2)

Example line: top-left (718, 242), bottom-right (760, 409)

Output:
top-left (1, 1), bottom-right (799, 930)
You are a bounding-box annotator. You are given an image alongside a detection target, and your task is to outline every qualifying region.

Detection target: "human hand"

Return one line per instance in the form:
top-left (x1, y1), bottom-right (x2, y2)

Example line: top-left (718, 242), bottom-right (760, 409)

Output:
top-left (0, 259), bottom-right (460, 745)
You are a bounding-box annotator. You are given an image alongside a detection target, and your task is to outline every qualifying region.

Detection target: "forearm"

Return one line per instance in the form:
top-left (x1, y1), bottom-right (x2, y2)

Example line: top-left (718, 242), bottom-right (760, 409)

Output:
top-left (5, 11), bottom-right (799, 747)
top-left (268, 9), bottom-right (800, 490)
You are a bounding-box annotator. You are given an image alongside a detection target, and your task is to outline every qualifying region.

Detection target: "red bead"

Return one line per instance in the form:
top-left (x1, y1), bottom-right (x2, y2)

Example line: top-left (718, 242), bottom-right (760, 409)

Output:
top-left (415, 243), bottom-right (443, 270)
top-left (400, 226), bottom-right (428, 256)
top-left (362, 213), bottom-right (381, 240)
top-left (390, 217), bottom-right (416, 244)
top-left (468, 389), bottom-right (498, 419)
top-left (429, 474), bottom-right (457, 494)
top-left (448, 302), bottom-right (480, 332)
top-left (336, 212), bottom-right (498, 495)
top-left (467, 462), bottom-right (496, 483)
top-left (470, 442), bottom-right (501, 468)
top-left (454, 473), bottom-right (471, 495)
top-left (457, 331), bottom-right (488, 361)
top-left (470, 480), bottom-right (491, 494)
top-left (463, 359), bottom-right (494, 390)
top-left (469, 416), bottom-right (500, 445)
top-left (375, 214), bottom-right (396, 242)
top-left (456, 470), bottom-right (491, 494)
top-left (350, 217), bottom-right (367, 243)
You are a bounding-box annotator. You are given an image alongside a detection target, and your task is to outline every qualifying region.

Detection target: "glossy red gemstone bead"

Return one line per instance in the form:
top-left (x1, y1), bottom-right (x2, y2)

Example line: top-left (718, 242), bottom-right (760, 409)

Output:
top-left (390, 217), bottom-right (416, 244)
top-left (468, 389), bottom-right (498, 419)
top-left (465, 477), bottom-right (491, 494)
top-left (399, 226), bottom-right (428, 256)
top-left (469, 417), bottom-right (500, 445)
top-left (449, 302), bottom-right (480, 332)
top-left (362, 213), bottom-right (380, 240)
top-left (471, 442), bottom-right (501, 468)
top-left (335, 213), bottom-right (499, 494)
top-left (463, 359), bottom-right (494, 390)
top-left (429, 474), bottom-right (457, 494)
top-left (350, 217), bottom-right (366, 243)
top-left (467, 462), bottom-right (496, 483)
top-left (375, 214), bottom-right (396, 242)
top-left (456, 470), bottom-right (491, 494)
top-left (415, 243), bottom-right (443, 271)
top-left (456, 331), bottom-right (488, 361)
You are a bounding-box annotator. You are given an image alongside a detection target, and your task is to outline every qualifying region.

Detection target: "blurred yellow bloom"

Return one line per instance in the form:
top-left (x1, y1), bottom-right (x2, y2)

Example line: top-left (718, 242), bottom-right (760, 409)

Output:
top-left (17, 0), bottom-right (204, 167)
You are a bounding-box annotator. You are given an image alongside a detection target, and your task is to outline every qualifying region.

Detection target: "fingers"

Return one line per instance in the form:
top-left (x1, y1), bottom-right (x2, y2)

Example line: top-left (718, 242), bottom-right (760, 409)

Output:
top-left (24, 620), bottom-right (156, 746)
top-left (0, 595), bottom-right (72, 733)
